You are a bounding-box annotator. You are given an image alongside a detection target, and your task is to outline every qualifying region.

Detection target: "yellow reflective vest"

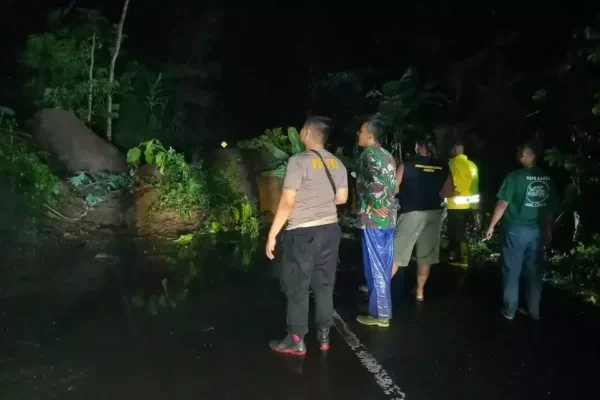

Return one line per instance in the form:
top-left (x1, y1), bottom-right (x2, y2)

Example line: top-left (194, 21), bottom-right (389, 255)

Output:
top-left (447, 154), bottom-right (480, 210)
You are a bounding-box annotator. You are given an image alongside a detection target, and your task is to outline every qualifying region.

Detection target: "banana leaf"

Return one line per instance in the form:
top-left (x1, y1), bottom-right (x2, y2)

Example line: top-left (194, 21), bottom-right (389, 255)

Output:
top-left (288, 127), bottom-right (304, 154)
top-left (261, 164), bottom-right (287, 179)
top-left (263, 142), bottom-right (289, 161)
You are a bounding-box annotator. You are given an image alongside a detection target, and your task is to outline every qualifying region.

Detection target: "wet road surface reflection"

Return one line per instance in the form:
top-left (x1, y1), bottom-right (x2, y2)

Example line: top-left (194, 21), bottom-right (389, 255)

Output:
top-left (1, 235), bottom-right (598, 399)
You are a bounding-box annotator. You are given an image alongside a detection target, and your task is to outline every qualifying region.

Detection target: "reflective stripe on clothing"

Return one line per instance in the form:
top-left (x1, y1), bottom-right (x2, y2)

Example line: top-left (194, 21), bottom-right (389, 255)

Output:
top-left (447, 154), bottom-right (479, 210)
top-left (445, 194), bottom-right (480, 205)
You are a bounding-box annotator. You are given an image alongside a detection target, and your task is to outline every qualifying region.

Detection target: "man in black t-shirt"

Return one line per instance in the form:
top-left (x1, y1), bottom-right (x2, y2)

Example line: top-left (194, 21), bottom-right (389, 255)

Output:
top-left (393, 136), bottom-right (455, 301)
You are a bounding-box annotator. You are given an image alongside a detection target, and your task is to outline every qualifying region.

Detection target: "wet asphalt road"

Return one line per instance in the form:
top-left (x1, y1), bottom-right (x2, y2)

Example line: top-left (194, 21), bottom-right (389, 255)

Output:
top-left (2, 237), bottom-right (599, 399)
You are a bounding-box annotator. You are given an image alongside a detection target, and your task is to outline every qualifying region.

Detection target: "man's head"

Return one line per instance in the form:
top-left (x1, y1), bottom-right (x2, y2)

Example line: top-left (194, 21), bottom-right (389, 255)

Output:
top-left (300, 116), bottom-right (333, 149)
top-left (415, 135), bottom-right (437, 157)
top-left (519, 139), bottom-right (543, 168)
top-left (450, 141), bottom-right (465, 158)
top-left (357, 114), bottom-right (385, 148)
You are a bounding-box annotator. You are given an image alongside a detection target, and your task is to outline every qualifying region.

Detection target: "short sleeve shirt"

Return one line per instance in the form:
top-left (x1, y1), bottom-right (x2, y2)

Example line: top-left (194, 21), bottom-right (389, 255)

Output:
top-left (497, 167), bottom-right (558, 227)
top-left (283, 150), bottom-right (348, 229)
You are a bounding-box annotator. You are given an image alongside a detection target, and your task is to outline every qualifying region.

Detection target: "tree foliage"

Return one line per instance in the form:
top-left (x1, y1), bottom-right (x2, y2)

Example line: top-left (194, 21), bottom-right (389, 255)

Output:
top-left (535, 19), bottom-right (600, 241)
top-left (21, 8), bottom-right (134, 136)
top-left (369, 68), bottom-right (448, 160)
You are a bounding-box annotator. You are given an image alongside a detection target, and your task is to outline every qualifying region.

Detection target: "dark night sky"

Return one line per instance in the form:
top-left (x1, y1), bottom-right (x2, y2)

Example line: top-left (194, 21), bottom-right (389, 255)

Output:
top-left (2, 0), bottom-right (599, 135)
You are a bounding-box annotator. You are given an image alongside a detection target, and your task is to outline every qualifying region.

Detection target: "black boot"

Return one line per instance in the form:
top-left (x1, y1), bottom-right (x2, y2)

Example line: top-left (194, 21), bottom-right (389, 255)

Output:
top-left (269, 334), bottom-right (306, 356)
top-left (316, 328), bottom-right (330, 351)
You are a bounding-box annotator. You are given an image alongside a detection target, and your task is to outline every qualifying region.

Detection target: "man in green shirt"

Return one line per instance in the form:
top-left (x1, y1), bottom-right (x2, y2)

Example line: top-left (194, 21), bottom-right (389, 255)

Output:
top-left (485, 140), bottom-right (557, 321)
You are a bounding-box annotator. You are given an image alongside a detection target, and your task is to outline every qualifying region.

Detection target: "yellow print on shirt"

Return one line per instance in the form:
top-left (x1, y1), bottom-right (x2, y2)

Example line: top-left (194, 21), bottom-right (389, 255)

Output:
top-left (312, 158), bottom-right (339, 170)
top-left (415, 163), bottom-right (442, 173)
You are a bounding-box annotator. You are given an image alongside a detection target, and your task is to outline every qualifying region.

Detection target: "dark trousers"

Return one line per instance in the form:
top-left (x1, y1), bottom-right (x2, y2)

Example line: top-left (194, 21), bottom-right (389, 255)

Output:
top-left (502, 224), bottom-right (544, 318)
top-left (280, 223), bottom-right (342, 337)
top-left (447, 209), bottom-right (469, 258)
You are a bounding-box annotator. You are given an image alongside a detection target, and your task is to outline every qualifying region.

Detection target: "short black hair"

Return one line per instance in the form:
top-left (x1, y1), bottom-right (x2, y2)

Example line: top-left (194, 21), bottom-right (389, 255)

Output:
top-left (523, 139), bottom-right (543, 159)
top-left (415, 134), bottom-right (437, 157)
top-left (304, 115), bottom-right (333, 142)
top-left (364, 114), bottom-right (386, 143)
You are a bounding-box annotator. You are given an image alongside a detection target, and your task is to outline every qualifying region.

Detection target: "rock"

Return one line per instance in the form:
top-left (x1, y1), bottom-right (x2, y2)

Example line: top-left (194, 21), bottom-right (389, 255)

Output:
top-left (257, 175), bottom-right (282, 220)
top-left (81, 191), bottom-right (130, 226)
top-left (136, 210), bottom-right (201, 237)
top-left (122, 187), bottom-right (159, 227)
top-left (28, 108), bottom-right (127, 174)
top-left (208, 148), bottom-right (261, 199)
top-left (134, 164), bottom-right (162, 185)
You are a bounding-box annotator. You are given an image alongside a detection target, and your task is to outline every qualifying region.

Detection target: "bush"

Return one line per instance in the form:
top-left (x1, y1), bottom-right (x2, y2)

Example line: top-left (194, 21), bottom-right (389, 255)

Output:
top-left (127, 139), bottom-right (260, 237)
top-left (0, 109), bottom-right (61, 211)
top-left (547, 236), bottom-right (600, 297)
top-left (237, 126), bottom-right (304, 179)
top-left (127, 139), bottom-right (209, 217)
top-left (457, 212), bottom-right (599, 301)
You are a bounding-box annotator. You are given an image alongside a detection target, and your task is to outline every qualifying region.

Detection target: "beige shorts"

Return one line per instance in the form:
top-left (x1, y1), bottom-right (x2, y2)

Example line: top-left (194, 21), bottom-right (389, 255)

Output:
top-left (393, 210), bottom-right (443, 267)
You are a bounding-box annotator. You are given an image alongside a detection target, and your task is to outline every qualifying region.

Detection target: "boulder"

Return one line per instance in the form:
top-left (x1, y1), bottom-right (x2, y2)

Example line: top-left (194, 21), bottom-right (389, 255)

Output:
top-left (81, 190), bottom-right (130, 227)
top-left (136, 210), bottom-right (201, 237)
top-left (208, 148), bottom-right (261, 199)
top-left (122, 187), bottom-right (159, 227)
top-left (257, 175), bottom-right (282, 220)
top-left (134, 164), bottom-right (162, 185)
top-left (28, 108), bottom-right (127, 174)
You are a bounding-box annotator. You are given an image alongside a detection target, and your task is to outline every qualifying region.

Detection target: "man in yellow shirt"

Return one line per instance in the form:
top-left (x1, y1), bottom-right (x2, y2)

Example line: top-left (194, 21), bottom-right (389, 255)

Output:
top-left (447, 141), bottom-right (480, 267)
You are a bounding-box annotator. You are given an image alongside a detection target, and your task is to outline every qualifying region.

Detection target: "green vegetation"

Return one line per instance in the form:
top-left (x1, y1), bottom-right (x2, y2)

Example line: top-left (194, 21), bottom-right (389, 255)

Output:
top-left (0, 107), bottom-right (61, 212)
top-left (127, 139), bottom-right (260, 237)
top-left (67, 171), bottom-right (132, 209)
top-left (238, 126), bottom-right (305, 179)
top-left (455, 214), bottom-right (599, 304)
top-left (369, 68), bottom-right (447, 160)
top-left (127, 139), bottom-right (209, 216)
top-left (205, 161), bottom-right (260, 237)
top-left (22, 4), bottom-right (132, 143)
top-left (547, 237), bottom-right (600, 302)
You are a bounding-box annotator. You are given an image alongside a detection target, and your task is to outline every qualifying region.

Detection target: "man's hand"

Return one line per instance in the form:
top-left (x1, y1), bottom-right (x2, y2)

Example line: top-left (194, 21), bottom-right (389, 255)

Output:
top-left (485, 226), bottom-right (494, 241)
top-left (266, 235), bottom-right (276, 260)
top-left (366, 204), bottom-right (388, 219)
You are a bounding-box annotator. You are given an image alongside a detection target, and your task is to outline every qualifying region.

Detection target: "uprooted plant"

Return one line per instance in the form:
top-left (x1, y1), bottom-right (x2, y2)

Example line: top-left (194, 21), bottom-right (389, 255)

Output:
top-left (67, 170), bottom-right (133, 209)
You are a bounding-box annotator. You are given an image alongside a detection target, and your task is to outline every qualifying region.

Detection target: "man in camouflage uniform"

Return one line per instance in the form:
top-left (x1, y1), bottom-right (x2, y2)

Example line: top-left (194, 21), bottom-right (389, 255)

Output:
top-left (355, 115), bottom-right (397, 328)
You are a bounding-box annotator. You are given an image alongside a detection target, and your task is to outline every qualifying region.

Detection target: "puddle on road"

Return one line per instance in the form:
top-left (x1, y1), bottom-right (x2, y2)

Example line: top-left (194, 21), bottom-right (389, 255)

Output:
top-left (0, 228), bottom-right (366, 399)
top-left (124, 232), bottom-right (262, 316)
top-left (0, 231), bottom-right (268, 399)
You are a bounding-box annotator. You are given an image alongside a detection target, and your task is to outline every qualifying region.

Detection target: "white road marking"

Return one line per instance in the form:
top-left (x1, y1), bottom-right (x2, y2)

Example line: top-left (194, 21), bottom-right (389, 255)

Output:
top-left (333, 310), bottom-right (406, 399)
